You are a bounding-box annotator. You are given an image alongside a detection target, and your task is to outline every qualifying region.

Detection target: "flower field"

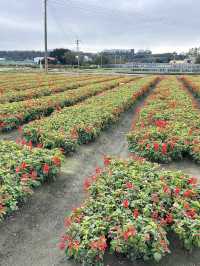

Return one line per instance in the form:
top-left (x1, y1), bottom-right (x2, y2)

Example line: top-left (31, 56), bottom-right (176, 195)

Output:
top-left (0, 75), bottom-right (122, 103)
top-left (0, 73), bottom-right (200, 266)
top-left (60, 158), bottom-right (200, 265)
top-left (0, 73), bottom-right (94, 92)
top-left (22, 76), bottom-right (159, 153)
top-left (180, 75), bottom-right (200, 98)
top-left (0, 76), bottom-right (137, 131)
top-left (127, 76), bottom-right (200, 163)
top-left (0, 140), bottom-right (62, 220)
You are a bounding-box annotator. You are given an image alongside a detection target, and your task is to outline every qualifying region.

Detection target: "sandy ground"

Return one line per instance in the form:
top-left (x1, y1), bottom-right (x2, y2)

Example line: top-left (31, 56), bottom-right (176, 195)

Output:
top-left (0, 101), bottom-right (200, 266)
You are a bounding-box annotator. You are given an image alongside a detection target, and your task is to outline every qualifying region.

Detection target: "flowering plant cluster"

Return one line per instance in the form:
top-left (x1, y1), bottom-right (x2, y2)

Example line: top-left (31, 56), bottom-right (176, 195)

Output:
top-left (0, 73), bottom-right (93, 93)
top-left (0, 77), bottom-right (133, 131)
top-left (22, 77), bottom-right (159, 154)
top-left (0, 75), bottom-right (119, 103)
top-left (127, 76), bottom-right (200, 163)
top-left (0, 140), bottom-right (62, 221)
top-left (180, 76), bottom-right (200, 98)
top-left (60, 158), bottom-right (200, 265)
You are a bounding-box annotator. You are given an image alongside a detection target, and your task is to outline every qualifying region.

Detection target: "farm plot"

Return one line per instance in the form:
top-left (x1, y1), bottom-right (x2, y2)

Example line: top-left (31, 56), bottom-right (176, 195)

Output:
top-left (0, 74), bottom-right (199, 266)
top-left (0, 76), bottom-right (134, 131)
top-left (0, 140), bottom-right (62, 221)
top-left (127, 76), bottom-right (200, 163)
top-left (0, 73), bottom-right (93, 92)
top-left (180, 75), bottom-right (200, 99)
top-left (22, 76), bottom-right (159, 153)
top-left (0, 75), bottom-right (121, 103)
top-left (60, 158), bottom-right (200, 266)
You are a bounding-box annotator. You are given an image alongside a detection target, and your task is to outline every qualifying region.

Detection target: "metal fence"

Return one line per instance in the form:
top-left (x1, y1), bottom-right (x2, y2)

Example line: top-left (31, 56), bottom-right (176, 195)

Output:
top-left (108, 63), bottom-right (200, 73)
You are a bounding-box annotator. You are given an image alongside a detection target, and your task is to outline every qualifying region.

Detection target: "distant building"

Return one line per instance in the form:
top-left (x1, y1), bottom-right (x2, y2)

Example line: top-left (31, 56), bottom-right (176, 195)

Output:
top-left (34, 57), bottom-right (58, 64)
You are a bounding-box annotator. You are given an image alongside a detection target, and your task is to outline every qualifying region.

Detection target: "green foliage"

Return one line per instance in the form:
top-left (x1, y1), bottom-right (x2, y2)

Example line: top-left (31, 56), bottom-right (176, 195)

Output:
top-left (60, 158), bottom-right (200, 265)
top-left (0, 141), bottom-right (62, 220)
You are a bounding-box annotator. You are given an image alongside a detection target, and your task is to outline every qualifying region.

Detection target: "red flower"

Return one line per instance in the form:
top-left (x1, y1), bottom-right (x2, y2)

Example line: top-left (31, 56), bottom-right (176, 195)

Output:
top-left (163, 185), bottom-right (170, 194)
top-left (155, 120), bottom-right (167, 128)
top-left (174, 187), bottom-right (180, 195)
top-left (165, 213), bottom-right (173, 224)
top-left (133, 209), bottom-right (139, 219)
top-left (90, 236), bottom-right (107, 251)
top-left (104, 156), bottom-right (111, 166)
top-left (27, 140), bottom-right (33, 149)
top-left (64, 217), bottom-right (72, 227)
top-left (52, 156), bottom-right (61, 166)
top-left (186, 208), bottom-right (196, 219)
top-left (31, 170), bottom-right (37, 180)
top-left (161, 143), bottom-right (167, 155)
top-left (123, 226), bottom-right (137, 240)
top-left (59, 241), bottom-right (66, 250)
top-left (95, 167), bottom-right (102, 174)
top-left (183, 189), bottom-right (193, 198)
top-left (72, 240), bottom-right (80, 251)
top-left (123, 199), bottom-right (129, 208)
top-left (153, 142), bottom-right (159, 152)
top-left (83, 178), bottom-right (91, 191)
top-left (126, 182), bottom-right (134, 189)
top-left (183, 202), bottom-right (190, 209)
top-left (43, 163), bottom-right (50, 174)
top-left (15, 167), bottom-right (20, 173)
top-left (21, 162), bottom-right (27, 169)
top-left (188, 177), bottom-right (197, 185)
top-left (36, 143), bottom-right (43, 148)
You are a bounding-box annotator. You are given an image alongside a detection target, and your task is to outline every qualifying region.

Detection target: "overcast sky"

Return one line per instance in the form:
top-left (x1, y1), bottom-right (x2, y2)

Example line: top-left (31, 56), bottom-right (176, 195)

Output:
top-left (0, 0), bottom-right (199, 53)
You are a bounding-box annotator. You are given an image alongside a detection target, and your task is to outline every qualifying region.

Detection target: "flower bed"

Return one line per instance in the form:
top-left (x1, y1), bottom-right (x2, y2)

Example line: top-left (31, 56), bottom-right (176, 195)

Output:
top-left (180, 76), bottom-right (200, 98)
top-left (22, 76), bottom-right (160, 153)
top-left (127, 76), bottom-right (200, 163)
top-left (0, 140), bottom-right (62, 221)
top-left (60, 157), bottom-right (200, 265)
top-left (0, 77), bottom-right (133, 131)
top-left (0, 74), bottom-right (93, 93)
top-left (0, 76), bottom-right (121, 103)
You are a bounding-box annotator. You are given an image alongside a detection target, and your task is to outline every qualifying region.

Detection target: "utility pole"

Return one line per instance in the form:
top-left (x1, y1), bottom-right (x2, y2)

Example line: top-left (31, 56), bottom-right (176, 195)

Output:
top-left (100, 53), bottom-right (103, 68)
top-left (44, 0), bottom-right (48, 73)
top-left (76, 39), bottom-right (81, 69)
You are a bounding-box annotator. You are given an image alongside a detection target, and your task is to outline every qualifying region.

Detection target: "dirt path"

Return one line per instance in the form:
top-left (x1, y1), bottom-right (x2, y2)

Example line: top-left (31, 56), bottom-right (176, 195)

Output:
top-left (0, 97), bottom-right (200, 266)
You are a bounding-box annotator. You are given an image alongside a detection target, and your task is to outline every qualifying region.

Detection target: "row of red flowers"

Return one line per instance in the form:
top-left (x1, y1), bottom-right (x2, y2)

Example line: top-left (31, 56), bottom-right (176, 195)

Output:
top-left (127, 76), bottom-right (200, 163)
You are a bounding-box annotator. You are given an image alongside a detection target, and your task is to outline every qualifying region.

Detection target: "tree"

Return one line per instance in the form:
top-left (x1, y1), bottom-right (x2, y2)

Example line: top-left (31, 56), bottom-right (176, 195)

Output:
top-left (64, 51), bottom-right (76, 65)
top-left (50, 48), bottom-right (71, 64)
